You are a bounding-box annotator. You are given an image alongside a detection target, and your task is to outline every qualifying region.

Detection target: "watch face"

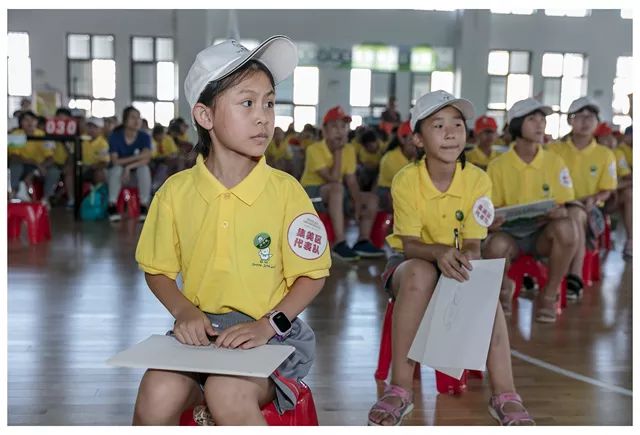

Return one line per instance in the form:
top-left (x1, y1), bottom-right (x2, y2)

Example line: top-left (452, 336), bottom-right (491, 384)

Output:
top-left (272, 312), bottom-right (291, 333)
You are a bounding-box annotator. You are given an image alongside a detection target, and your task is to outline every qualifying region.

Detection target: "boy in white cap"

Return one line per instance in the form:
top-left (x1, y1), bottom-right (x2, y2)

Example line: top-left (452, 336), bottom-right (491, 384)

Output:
top-left (368, 90), bottom-right (533, 426)
top-left (547, 97), bottom-right (618, 297)
top-left (483, 98), bottom-right (578, 322)
top-left (133, 36), bottom-right (331, 425)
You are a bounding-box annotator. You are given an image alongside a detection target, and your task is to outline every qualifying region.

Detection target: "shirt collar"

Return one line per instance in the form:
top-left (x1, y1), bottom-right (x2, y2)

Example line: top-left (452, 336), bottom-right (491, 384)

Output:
top-left (419, 158), bottom-right (464, 199)
top-left (568, 137), bottom-right (598, 153)
top-left (193, 154), bottom-right (270, 205)
top-left (508, 143), bottom-right (544, 169)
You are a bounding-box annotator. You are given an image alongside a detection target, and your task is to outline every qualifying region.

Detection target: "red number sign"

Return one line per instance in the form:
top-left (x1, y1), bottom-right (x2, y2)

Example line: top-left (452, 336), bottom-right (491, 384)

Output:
top-left (45, 117), bottom-right (78, 136)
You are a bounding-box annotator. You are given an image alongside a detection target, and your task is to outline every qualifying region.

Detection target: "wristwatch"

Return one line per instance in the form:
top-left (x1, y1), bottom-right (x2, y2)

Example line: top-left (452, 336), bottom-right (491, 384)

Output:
top-left (266, 311), bottom-right (292, 339)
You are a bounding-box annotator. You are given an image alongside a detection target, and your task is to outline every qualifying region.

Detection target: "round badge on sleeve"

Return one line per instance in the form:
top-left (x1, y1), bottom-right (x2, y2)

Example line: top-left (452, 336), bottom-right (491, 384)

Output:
top-left (287, 213), bottom-right (328, 259)
top-left (472, 196), bottom-right (495, 228)
top-left (559, 168), bottom-right (573, 188)
top-left (609, 161), bottom-right (617, 179)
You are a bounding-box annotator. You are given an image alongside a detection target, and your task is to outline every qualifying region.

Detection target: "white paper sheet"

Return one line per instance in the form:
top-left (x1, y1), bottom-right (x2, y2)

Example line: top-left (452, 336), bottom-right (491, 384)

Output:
top-left (106, 335), bottom-right (295, 378)
top-left (408, 259), bottom-right (505, 378)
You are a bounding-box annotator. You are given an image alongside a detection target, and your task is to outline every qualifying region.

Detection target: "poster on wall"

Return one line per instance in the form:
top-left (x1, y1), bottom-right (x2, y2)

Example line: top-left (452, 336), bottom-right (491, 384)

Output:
top-left (35, 90), bottom-right (62, 117)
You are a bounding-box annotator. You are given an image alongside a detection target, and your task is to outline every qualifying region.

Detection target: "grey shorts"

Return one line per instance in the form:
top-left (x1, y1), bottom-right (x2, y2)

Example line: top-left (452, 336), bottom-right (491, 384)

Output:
top-left (501, 227), bottom-right (544, 256)
top-left (304, 184), bottom-right (351, 214)
top-left (169, 310), bottom-right (315, 414)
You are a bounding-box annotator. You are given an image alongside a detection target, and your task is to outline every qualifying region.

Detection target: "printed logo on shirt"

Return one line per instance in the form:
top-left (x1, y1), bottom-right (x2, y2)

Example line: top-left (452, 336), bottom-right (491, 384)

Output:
top-left (559, 168), bottom-right (573, 188)
top-left (619, 158), bottom-right (629, 171)
top-left (589, 165), bottom-right (598, 177)
top-left (472, 196), bottom-right (495, 228)
top-left (608, 161), bottom-right (617, 179)
top-left (287, 213), bottom-right (328, 260)
top-left (253, 232), bottom-right (273, 267)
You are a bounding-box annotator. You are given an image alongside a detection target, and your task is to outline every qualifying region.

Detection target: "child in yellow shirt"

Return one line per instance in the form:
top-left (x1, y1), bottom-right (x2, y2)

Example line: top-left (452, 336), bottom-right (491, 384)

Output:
top-left (150, 124), bottom-right (180, 192)
top-left (133, 36), bottom-right (330, 426)
top-left (376, 120), bottom-right (416, 212)
top-left (367, 90), bottom-right (533, 427)
top-left (265, 126), bottom-right (293, 173)
top-left (465, 115), bottom-right (500, 170)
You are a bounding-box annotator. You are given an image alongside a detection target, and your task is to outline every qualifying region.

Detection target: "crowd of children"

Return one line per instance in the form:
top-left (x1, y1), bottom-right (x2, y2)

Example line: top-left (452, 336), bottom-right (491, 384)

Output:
top-left (7, 36), bottom-right (633, 427)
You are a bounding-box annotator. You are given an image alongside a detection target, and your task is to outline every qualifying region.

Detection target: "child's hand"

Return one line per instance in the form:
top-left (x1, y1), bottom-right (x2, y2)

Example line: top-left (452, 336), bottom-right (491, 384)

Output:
top-left (436, 246), bottom-right (473, 282)
top-left (173, 305), bottom-right (217, 346)
top-left (214, 318), bottom-right (275, 350)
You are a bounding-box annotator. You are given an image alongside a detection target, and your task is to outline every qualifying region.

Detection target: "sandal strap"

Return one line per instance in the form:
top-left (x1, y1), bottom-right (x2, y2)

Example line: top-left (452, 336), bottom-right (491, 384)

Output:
top-left (503, 412), bottom-right (534, 426)
top-left (492, 392), bottom-right (522, 405)
top-left (384, 384), bottom-right (412, 402)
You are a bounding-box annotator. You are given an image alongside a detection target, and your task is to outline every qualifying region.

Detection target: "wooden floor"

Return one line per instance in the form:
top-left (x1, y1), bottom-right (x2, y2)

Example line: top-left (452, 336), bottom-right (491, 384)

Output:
top-left (7, 209), bottom-right (633, 425)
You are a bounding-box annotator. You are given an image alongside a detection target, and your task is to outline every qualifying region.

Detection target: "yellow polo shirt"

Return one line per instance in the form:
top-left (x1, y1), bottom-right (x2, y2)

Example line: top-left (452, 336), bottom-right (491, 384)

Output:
top-left (547, 138), bottom-right (618, 199)
top-left (613, 147), bottom-right (631, 178)
top-left (617, 143), bottom-right (632, 170)
top-left (465, 146), bottom-right (499, 169)
top-left (9, 128), bottom-right (54, 164)
top-left (487, 145), bottom-right (575, 207)
top-left (378, 147), bottom-right (410, 188)
top-left (358, 142), bottom-right (385, 167)
top-left (53, 142), bottom-right (69, 165)
top-left (300, 140), bottom-right (357, 186)
top-left (152, 136), bottom-right (179, 158)
top-left (387, 160), bottom-right (493, 251)
top-left (82, 135), bottom-right (110, 166)
top-left (136, 155), bottom-right (331, 319)
top-left (265, 140), bottom-right (293, 161)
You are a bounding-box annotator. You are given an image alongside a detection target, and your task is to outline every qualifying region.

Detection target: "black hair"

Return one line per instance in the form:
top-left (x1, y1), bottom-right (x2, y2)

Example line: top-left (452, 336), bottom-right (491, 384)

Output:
top-left (152, 124), bottom-right (165, 137)
top-left (360, 129), bottom-right (378, 146)
top-left (508, 109), bottom-right (548, 140)
top-left (55, 107), bottom-right (72, 117)
top-left (113, 106), bottom-right (141, 133)
top-left (412, 111), bottom-right (467, 169)
top-left (193, 60), bottom-right (275, 158)
top-left (18, 110), bottom-right (37, 127)
top-left (383, 135), bottom-right (401, 154)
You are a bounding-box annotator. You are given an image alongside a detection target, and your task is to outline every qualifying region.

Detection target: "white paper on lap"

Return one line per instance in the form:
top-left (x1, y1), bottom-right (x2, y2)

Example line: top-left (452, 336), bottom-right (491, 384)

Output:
top-left (106, 335), bottom-right (295, 378)
top-left (408, 259), bottom-right (505, 378)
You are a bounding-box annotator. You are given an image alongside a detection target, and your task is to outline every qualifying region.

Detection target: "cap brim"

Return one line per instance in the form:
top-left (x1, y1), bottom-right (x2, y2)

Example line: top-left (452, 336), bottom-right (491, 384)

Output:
top-left (217, 35), bottom-right (298, 86)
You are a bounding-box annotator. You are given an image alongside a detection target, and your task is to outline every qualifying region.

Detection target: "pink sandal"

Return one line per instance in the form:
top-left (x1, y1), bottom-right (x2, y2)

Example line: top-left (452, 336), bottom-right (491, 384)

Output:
top-left (488, 392), bottom-right (535, 426)
top-left (367, 384), bottom-right (414, 426)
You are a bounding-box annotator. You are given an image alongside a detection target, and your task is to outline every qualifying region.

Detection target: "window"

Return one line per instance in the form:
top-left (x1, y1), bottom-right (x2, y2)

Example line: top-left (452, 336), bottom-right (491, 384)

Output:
top-left (67, 34), bottom-right (115, 117)
top-left (350, 44), bottom-right (398, 121)
top-left (541, 52), bottom-right (588, 138)
top-left (410, 46), bottom-right (455, 105)
top-left (544, 10), bottom-right (590, 17)
top-left (8, 32), bottom-right (32, 116)
top-left (487, 50), bottom-right (532, 122)
top-left (131, 36), bottom-right (177, 127)
top-left (490, 9), bottom-right (535, 15)
top-left (274, 42), bottom-right (319, 131)
top-left (612, 56), bottom-right (633, 132)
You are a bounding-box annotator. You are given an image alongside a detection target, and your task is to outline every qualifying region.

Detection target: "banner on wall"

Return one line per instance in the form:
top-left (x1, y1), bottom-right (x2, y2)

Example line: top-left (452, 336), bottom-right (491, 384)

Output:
top-left (34, 89), bottom-right (62, 117)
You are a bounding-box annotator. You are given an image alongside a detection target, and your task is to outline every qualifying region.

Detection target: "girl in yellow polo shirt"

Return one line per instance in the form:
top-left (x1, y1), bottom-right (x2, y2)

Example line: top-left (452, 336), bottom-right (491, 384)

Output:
top-left (265, 126), bottom-right (293, 173)
top-left (133, 36), bottom-right (331, 426)
top-left (376, 120), bottom-right (416, 212)
top-left (547, 97), bottom-right (618, 292)
top-left (367, 91), bottom-right (533, 427)
top-left (484, 98), bottom-right (578, 322)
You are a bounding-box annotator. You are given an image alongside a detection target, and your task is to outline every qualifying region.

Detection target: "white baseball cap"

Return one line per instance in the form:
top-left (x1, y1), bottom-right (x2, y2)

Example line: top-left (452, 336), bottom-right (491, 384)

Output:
top-left (184, 35), bottom-right (298, 111)
top-left (507, 98), bottom-right (552, 122)
top-left (86, 117), bottom-right (104, 128)
top-left (568, 96), bottom-right (600, 115)
top-left (409, 90), bottom-right (475, 132)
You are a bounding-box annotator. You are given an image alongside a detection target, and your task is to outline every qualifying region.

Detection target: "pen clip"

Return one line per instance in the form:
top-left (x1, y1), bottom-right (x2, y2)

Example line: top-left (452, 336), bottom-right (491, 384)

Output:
top-left (453, 228), bottom-right (460, 251)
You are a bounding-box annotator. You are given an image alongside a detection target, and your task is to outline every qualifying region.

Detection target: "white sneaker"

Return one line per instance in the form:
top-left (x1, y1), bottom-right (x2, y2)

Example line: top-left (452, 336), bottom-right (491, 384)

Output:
top-left (16, 181), bottom-right (32, 202)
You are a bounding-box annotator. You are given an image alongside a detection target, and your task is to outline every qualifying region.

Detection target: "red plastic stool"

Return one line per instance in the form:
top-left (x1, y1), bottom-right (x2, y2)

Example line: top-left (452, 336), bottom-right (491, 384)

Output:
top-left (375, 300), bottom-right (467, 394)
top-left (600, 215), bottom-right (612, 251)
top-left (507, 254), bottom-right (567, 310)
top-left (370, 211), bottom-right (393, 249)
top-left (582, 248), bottom-right (601, 287)
top-left (116, 187), bottom-right (140, 218)
top-left (27, 178), bottom-right (44, 202)
top-left (317, 211), bottom-right (335, 244)
top-left (179, 379), bottom-right (318, 426)
top-left (7, 202), bottom-right (52, 244)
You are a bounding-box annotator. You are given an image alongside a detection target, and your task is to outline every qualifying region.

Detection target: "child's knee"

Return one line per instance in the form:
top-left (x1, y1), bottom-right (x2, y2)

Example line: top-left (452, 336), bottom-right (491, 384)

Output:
top-left (483, 233), bottom-right (516, 260)
top-left (134, 371), bottom-right (197, 423)
top-left (204, 377), bottom-right (260, 421)
top-left (550, 218), bottom-right (577, 248)
top-left (397, 259), bottom-right (438, 293)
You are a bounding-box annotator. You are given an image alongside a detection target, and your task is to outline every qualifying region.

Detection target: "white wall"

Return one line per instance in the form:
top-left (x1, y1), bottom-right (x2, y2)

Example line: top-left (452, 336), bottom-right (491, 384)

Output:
top-left (8, 9), bottom-right (632, 129)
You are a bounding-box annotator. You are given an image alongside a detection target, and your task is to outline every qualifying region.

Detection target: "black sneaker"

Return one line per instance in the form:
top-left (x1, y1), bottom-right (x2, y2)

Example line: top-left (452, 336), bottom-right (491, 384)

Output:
top-left (565, 273), bottom-right (584, 301)
top-left (108, 204), bottom-right (121, 222)
top-left (332, 241), bottom-right (360, 262)
top-left (352, 240), bottom-right (385, 258)
top-left (139, 205), bottom-right (148, 222)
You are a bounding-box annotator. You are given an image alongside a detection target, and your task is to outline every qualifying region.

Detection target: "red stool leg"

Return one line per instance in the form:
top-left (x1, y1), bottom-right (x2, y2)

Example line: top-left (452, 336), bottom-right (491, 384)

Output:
top-left (560, 278), bottom-right (567, 309)
top-left (375, 300), bottom-right (394, 381)
top-left (468, 370), bottom-right (484, 379)
top-left (582, 249), bottom-right (594, 287)
top-left (127, 189), bottom-right (141, 218)
top-left (116, 188), bottom-right (127, 214)
top-left (8, 214), bottom-right (22, 240)
top-left (318, 212), bottom-right (335, 244)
